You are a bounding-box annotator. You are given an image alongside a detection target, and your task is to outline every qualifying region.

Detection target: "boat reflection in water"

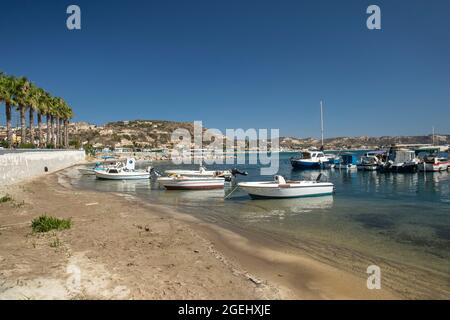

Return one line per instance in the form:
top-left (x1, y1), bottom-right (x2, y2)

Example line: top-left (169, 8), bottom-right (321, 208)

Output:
top-left (238, 195), bottom-right (334, 221)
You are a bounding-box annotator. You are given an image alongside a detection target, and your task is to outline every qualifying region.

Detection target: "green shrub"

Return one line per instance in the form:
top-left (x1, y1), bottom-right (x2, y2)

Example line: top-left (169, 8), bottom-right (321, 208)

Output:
top-left (0, 194), bottom-right (13, 203)
top-left (18, 143), bottom-right (36, 149)
top-left (31, 215), bottom-right (72, 233)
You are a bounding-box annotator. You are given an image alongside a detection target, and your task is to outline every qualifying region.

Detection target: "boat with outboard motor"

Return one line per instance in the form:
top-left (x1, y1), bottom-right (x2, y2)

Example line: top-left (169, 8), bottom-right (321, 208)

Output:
top-left (78, 159), bottom-right (122, 175)
top-left (380, 148), bottom-right (419, 173)
top-left (356, 151), bottom-right (387, 171)
top-left (95, 158), bottom-right (151, 180)
top-left (238, 175), bottom-right (334, 199)
top-left (165, 166), bottom-right (233, 179)
top-left (157, 176), bottom-right (225, 190)
top-left (418, 155), bottom-right (449, 172)
top-left (290, 151), bottom-right (330, 169)
top-left (334, 153), bottom-right (358, 170)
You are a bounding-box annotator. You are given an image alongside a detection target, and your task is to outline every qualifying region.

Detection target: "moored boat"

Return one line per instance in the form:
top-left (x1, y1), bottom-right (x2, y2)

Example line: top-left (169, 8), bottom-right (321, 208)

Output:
top-left (78, 160), bottom-right (122, 175)
top-left (335, 153), bottom-right (358, 170)
top-left (357, 151), bottom-right (387, 171)
top-left (418, 155), bottom-right (450, 172)
top-left (290, 151), bottom-right (329, 169)
top-left (95, 158), bottom-right (151, 180)
top-left (238, 175), bottom-right (334, 199)
top-left (380, 148), bottom-right (419, 173)
top-left (157, 176), bottom-right (225, 190)
top-left (165, 166), bottom-right (232, 178)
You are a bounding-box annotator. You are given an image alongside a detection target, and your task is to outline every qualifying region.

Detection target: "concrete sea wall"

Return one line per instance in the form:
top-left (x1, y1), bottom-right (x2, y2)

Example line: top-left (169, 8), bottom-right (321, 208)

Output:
top-left (0, 150), bottom-right (85, 186)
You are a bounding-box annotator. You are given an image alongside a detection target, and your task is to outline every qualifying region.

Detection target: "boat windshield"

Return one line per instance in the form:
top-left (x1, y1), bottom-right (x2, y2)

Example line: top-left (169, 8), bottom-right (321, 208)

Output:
top-left (301, 152), bottom-right (311, 159)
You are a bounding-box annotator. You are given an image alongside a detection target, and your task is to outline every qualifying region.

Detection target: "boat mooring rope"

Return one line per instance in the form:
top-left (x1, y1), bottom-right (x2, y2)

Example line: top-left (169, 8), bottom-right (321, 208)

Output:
top-left (224, 184), bottom-right (240, 200)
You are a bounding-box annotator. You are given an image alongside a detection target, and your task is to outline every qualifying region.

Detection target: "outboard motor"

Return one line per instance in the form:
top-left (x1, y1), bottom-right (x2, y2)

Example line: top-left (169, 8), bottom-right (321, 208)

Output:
top-left (231, 168), bottom-right (248, 176)
top-left (150, 167), bottom-right (162, 177)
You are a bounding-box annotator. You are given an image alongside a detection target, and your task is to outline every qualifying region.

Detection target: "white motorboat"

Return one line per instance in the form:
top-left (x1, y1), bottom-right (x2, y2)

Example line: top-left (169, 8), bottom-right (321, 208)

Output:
top-left (238, 175), bottom-right (334, 199)
top-left (165, 166), bottom-right (232, 178)
top-left (95, 158), bottom-right (151, 180)
top-left (418, 155), bottom-right (449, 172)
top-left (78, 160), bottom-right (122, 175)
top-left (356, 151), bottom-right (386, 171)
top-left (157, 176), bottom-right (225, 190)
top-left (290, 151), bottom-right (330, 169)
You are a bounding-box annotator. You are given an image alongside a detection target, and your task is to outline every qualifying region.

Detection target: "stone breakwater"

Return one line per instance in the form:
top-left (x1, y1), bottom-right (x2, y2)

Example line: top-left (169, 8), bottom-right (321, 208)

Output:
top-left (0, 150), bottom-right (85, 186)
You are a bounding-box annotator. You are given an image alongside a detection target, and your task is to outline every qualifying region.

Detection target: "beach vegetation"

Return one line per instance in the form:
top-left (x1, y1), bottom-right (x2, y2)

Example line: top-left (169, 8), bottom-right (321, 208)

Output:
top-left (50, 237), bottom-right (62, 248)
top-left (31, 215), bottom-right (72, 233)
top-left (0, 194), bottom-right (13, 203)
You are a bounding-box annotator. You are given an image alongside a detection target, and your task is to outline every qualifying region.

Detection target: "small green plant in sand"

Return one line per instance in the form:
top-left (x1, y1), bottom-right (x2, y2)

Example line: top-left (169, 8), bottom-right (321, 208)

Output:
top-left (31, 215), bottom-right (72, 233)
top-left (50, 237), bottom-right (62, 248)
top-left (0, 194), bottom-right (13, 203)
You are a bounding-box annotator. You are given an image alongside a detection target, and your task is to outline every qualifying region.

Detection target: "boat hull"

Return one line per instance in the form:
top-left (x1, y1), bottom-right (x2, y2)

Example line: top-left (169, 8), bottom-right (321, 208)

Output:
top-left (239, 183), bottom-right (334, 199)
top-left (95, 171), bottom-right (150, 180)
top-left (381, 163), bottom-right (418, 173)
top-left (357, 164), bottom-right (379, 171)
top-left (158, 177), bottom-right (225, 190)
top-left (335, 164), bottom-right (357, 170)
top-left (290, 159), bottom-right (322, 170)
top-left (418, 162), bottom-right (449, 172)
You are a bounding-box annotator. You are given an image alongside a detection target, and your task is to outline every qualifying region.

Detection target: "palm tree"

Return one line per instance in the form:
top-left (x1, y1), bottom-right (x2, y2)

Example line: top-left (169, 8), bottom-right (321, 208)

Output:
top-left (35, 88), bottom-right (48, 148)
top-left (27, 83), bottom-right (41, 146)
top-left (0, 73), bottom-right (17, 147)
top-left (60, 101), bottom-right (73, 148)
top-left (14, 77), bottom-right (31, 145)
top-left (44, 92), bottom-right (52, 147)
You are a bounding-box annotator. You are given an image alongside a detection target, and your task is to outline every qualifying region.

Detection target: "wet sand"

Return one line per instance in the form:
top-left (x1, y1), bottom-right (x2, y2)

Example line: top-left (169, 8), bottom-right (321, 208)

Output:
top-left (0, 168), bottom-right (399, 299)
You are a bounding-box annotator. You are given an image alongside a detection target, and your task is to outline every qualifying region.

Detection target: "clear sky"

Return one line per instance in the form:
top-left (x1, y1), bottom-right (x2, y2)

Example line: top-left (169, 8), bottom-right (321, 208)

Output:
top-left (1, 0), bottom-right (449, 138)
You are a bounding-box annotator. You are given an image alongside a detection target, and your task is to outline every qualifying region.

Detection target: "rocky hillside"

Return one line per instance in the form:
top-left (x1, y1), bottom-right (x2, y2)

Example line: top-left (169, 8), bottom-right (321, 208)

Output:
top-left (280, 135), bottom-right (450, 150)
top-left (68, 120), bottom-right (449, 150)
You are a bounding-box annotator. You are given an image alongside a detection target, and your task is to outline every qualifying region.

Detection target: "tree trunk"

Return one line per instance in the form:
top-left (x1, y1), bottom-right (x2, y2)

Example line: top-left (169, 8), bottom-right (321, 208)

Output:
top-left (37, 113), bottom-right (43, 148)
top-left (46, 114), bottom-right (51, 146)
top-left (64, 120), bottom-right (69, 148)
top-left (5, 101), bottom-right (12, 147)
top-left (51, 115), bottom-right (56, 147)
top-left (29, 108), bottom-right (35, 146)
top-left (56, 117), bottom-right (60, 148)
top-left (20, 105), bottom-right (26, 145)
top-left (59, 118), bottom-right (63, 148)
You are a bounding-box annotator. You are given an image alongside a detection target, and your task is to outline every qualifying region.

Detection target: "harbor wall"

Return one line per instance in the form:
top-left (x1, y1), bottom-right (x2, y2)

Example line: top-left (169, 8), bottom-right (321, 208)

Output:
top-left (0, 150), bottom-right (85, 186)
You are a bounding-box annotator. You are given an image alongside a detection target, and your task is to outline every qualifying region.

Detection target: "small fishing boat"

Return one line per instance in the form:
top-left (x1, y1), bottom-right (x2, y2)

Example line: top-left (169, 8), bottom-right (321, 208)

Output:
top-left (335, 153), bottom-right (358, 170)
top-left (165, 166), bottom-right (232, 178)
top-left (157, 176), bottom-right (225, 190)
top-left (418, 155), bottom-right (450, 172)
top-left (78, 160), bottom-right (121, 175)
top-left (357, 151), bottom-right (387, 171)
top-left (380, 148), bottom-right (419, 173)
top-left (290, 151), bottom-right (329, 169)
top-left (95, 158), bottom-right (151, 180)
top-left (238, 175), bottom-right (334, 199)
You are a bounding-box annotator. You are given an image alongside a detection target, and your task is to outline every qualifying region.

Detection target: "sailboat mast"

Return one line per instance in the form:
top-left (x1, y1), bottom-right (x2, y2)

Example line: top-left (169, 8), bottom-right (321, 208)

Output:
top-left (320, 100), bottom-right (324, 148)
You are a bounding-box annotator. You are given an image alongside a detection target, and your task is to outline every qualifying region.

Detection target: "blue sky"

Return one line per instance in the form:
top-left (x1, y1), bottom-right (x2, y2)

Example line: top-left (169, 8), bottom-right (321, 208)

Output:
top-left (1, 0), bottom-right (449, 138)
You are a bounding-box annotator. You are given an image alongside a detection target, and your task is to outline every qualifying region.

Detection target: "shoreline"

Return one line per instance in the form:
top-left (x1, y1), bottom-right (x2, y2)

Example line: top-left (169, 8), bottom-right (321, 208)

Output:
top-left (1, 168), bottom-right (400, 299)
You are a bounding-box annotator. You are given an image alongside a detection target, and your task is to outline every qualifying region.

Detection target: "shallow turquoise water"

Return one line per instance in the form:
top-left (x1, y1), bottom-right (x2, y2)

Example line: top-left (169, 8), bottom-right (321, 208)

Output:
top-left (72, 152), bottom-right (450, 297)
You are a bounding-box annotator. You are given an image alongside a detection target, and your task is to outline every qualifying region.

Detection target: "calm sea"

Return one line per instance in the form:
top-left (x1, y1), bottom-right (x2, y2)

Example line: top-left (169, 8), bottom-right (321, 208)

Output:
top-left (70, 151), bottom-right (450, 298)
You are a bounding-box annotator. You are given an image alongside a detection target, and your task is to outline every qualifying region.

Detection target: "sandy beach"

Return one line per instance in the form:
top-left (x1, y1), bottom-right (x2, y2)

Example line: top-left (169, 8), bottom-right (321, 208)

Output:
top-left (0, 167), bottom-right (399, 300)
